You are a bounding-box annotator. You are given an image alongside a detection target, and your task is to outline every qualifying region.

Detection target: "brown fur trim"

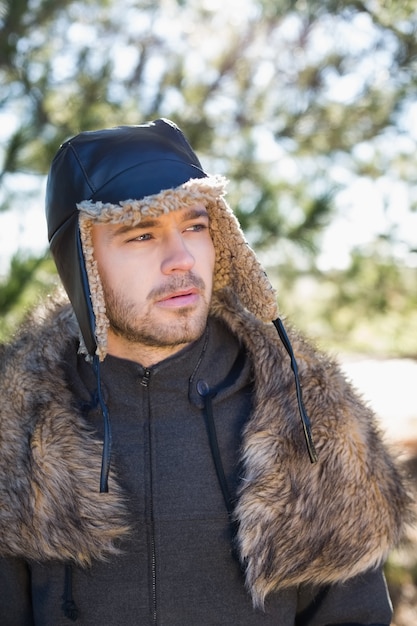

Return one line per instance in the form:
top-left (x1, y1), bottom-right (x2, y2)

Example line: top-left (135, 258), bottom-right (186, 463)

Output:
top-left (78, 216), bottom-right (108, 360)
top-left (211, 289), bottom-right (412, 607)
top-left (0, 297), bottom-right (130, 565)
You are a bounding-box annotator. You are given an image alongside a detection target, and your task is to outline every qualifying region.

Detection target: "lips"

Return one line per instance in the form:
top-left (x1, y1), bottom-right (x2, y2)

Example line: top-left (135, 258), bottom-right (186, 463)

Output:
top-left (156, 288), bottom-right (200, 308)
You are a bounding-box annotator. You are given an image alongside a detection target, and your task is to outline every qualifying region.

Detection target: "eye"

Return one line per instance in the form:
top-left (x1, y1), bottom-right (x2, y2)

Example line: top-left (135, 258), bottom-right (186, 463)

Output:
top-left (185, 223), bottom-right (208, 233)
top-left (129, 232), bottom-right (153, 242)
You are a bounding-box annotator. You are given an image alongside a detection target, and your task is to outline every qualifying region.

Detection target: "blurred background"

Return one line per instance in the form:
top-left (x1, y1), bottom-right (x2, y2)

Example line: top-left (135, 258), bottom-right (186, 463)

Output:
top-left (0, 0), bottom-right (416, 621)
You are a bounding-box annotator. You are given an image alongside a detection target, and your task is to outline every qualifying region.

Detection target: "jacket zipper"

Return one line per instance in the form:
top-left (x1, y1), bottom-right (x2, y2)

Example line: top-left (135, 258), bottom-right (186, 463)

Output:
top-left (141, 368), bottom-right (157, 625)
top-left (141, 368), bottom-right (151, 388)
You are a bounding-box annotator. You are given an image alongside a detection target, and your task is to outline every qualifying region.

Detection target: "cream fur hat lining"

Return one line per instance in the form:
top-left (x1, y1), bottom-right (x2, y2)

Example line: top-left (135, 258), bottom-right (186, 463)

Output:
top-left (78, 175), bottom-right (278, 360)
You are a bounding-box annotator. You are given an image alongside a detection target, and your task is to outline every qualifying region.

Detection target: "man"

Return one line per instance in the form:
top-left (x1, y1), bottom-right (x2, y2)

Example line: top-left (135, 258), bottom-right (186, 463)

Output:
top-left (0, 118), bottom-right (410, 625)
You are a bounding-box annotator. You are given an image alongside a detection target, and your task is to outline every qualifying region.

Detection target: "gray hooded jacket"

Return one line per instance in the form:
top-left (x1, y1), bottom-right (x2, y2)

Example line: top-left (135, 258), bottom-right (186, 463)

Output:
top-left (0, 288), bottom-right (409, 624)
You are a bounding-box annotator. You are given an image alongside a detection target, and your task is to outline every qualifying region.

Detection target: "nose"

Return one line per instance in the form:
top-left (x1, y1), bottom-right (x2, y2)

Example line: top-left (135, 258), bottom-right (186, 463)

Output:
top-left (160, 231), bottom-right (195, 274)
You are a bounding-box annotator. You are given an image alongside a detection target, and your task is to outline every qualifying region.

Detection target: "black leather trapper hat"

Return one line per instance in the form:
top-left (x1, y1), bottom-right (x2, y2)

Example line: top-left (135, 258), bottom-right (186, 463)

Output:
top-left (45, 119), bottom-right (207, 356)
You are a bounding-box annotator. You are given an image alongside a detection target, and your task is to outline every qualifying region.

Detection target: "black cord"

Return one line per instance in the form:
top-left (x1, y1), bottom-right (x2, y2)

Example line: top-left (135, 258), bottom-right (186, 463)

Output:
top-left (273, 318), bottom-right (318, 464)
top-left (93, 355), bottom-right (112, 493)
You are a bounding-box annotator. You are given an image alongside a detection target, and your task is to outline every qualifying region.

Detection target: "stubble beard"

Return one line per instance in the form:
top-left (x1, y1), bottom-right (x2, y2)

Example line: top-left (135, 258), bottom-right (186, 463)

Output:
top-left (102, 273), bottom-right (211, 349)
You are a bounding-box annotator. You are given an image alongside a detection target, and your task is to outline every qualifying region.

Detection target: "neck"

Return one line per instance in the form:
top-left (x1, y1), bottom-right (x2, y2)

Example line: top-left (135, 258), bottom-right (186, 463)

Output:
top-left (106, 332), bottom-right (192, 367)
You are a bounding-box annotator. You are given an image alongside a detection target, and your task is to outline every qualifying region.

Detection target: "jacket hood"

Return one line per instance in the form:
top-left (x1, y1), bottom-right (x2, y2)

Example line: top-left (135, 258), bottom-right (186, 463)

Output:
top-left (45, 119), bottom-right (277, 359)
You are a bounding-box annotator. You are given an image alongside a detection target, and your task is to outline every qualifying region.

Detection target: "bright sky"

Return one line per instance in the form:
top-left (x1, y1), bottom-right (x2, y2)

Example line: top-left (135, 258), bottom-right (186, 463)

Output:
top-left (317, 176), bottom-right (417, 270)
top-left (0, 198), bottom-right (48, 274)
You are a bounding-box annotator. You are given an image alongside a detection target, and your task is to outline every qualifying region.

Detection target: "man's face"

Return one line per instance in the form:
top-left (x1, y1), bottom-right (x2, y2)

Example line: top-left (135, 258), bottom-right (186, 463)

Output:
top-left (91, 203), bottom-right (215, 365)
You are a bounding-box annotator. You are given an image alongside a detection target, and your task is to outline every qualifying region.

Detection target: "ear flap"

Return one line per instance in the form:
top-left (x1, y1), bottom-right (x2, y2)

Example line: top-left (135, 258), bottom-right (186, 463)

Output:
top-left (208, 195), bottom-right (278, 322)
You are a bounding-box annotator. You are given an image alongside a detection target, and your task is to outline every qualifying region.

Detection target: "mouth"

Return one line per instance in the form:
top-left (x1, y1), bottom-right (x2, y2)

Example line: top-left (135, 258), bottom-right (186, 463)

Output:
top-left (156, 288), bottom-right (200, 308)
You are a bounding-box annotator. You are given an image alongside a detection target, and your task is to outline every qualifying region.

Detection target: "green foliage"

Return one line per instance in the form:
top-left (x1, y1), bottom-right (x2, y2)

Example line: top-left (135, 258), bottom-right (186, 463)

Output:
top-left (1, 0), bottom-right (417, 240)
top-left (274, 245), bottom-right (417, 357)
top-left (0, 0), bottom-right (417, 342)
top-left (0, 253), bottom-right (58, 341)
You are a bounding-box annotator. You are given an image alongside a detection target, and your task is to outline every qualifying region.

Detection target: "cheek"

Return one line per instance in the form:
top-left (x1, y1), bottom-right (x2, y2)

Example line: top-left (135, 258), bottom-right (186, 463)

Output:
top-left (209, 241), bottom-right (216, 275)
top-left (95, 254), bottom-right (121, 294)
top-left (201, 239), bottom-right (216, 287)
top-left (95, 251), bottom-right (135, 298)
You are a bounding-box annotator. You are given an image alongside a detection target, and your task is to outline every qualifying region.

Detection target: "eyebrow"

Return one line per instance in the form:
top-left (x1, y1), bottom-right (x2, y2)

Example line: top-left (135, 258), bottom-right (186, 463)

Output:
top-left (177, 207), bottom-right (210, 222)
top-left (110, 207), bottom-right (209, 237)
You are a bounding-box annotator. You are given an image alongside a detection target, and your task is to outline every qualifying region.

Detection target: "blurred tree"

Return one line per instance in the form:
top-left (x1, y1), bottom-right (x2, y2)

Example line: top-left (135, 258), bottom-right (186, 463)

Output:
top-left (0, 0), bottom-right (417, 340)
top-left (0, 252), bottom-right (58, 340)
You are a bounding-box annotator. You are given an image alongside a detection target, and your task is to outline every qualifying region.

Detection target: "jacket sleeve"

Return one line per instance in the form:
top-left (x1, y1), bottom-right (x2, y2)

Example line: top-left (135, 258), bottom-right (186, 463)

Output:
top-left (0, 557), bottom-right (34, 626)
top-left (295, 566), bottom-right (393, 626)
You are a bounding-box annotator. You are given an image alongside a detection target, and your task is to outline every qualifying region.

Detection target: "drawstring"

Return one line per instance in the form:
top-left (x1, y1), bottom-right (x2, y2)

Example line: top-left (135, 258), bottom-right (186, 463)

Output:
top-left (196, 347), bottom-right (247, 561)
top-left (273, 317), bottom-right (318, 464)
top-left (62, 356), bottom-right (112, 620)
top-left (61, 565), bottom-right (78, 621)
top-left (198, 383), bottom-right (235, 519)
top-left (198, 384), bottom-right (241, 563)
top-left (93, 354), bottom-right (113, 493)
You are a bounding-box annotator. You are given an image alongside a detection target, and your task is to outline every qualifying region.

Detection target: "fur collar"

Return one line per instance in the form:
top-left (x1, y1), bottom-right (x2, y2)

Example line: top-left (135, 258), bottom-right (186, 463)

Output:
top-left (0, 299), bottom-right (129, 565)
top-left (0, 291), bottom-right (410, 605)
top-left (212, 290), bottom-right (411, 606)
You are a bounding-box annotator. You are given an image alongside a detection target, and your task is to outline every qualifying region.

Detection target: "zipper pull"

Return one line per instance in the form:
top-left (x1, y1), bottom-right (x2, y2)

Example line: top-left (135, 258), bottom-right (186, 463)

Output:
top-left (140, 368), bottom-right (151, 387)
